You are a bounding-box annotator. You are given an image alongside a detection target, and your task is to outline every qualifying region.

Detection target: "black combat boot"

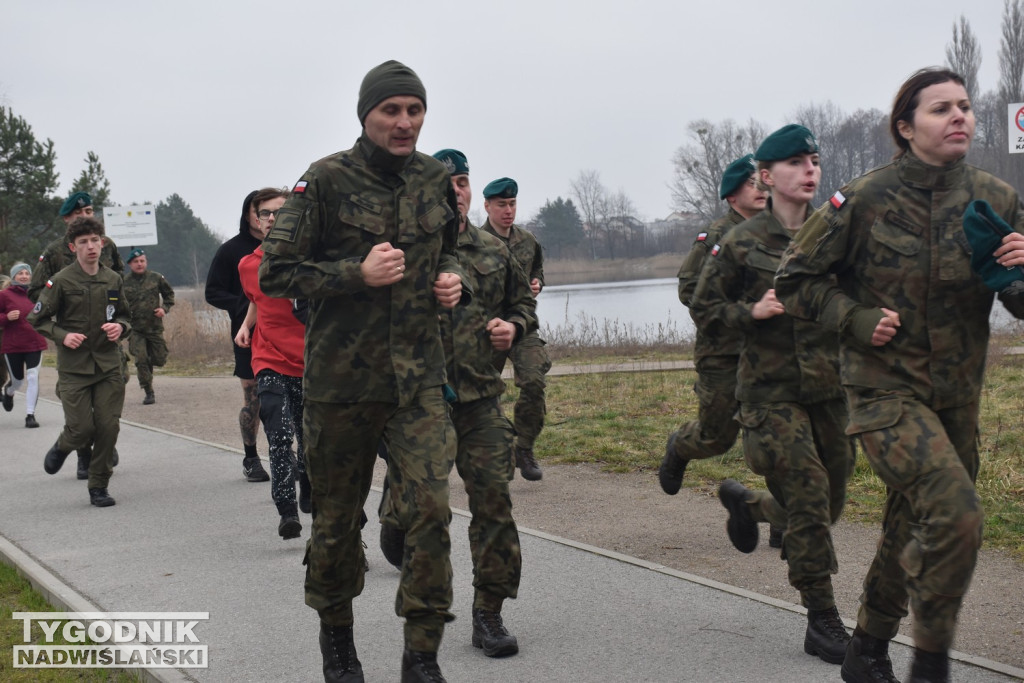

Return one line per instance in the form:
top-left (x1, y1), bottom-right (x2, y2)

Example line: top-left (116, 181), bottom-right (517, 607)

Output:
top-left (318, 622), bottom-right (363, 683)
top-left (472, 607), bottom-right (519, 657)
top-left (768, 524), bottom-right (784, 548)
top-left (44, 441), bottom-right (71, 475)
top-left (298, 472), bottom-right (312, 514)
top-left (277, 502), bottom-right (301, 540)
top-left (514, 446), bottom-right (542, 481)
top-left (804, 605), bottom-right (850, 664)
top-left (76, 447), bottom-right (92, 480)
top-left (380, 522), bottom-right (405, 570)
top-left (89, 488), bottom-right (116, 507)
top-left (401, 649), bottom-right (445, 683)
top-left (718, 479), bottom-right (758, 552)
top-left (840, 627), bottom-right (898, 683)
top-left (907, 648), bottom-right (949, 683)
top-left (143, 389), bottom-right (155, 405)
top-left (658, 430), bottom-right (688, 495)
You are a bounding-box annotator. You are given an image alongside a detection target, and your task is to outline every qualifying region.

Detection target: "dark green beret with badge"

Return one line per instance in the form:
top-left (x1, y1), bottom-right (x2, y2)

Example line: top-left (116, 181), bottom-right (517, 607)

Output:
top-left (433, 149), bottom-right (469, 176)
top-left (962, 199), bottom-right (1024, 295)
top-left (755, 124), bottom-right (819, 162)
top-left (483, 177), bottom-right (518, 199)
top-left (719, 154), bottom-right (756, 199)
top-left (128, 248), bottom-right (145, 263)
top-left (59, 191), bottom-right (92, 216)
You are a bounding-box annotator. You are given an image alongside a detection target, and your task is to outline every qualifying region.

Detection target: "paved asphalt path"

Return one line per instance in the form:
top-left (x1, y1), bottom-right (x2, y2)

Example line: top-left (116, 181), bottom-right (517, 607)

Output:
top-left (1, 398), bottom-right (1021, 682)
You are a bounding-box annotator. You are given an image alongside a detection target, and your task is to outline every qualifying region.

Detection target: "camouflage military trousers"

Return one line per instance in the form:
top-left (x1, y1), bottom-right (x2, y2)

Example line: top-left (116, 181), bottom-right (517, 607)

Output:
top-left (128, 329), bottom-right (168, 391)
top-left (256, 370), bottom-right (305, 512)
top-left (737, 398), bottom-right (854, 610)
top-left (848, 393), bottom-right (982, 652)
top-left (670, 355), bottom-right (740, 462)
top-left (303, 391), bottom-right (456, 652)
top-left (451, 397), bottom-right (521, 611)
top-left (501, 332), bottom-right (551, 450)
top-left (55, 367), bottom-right (125, 490)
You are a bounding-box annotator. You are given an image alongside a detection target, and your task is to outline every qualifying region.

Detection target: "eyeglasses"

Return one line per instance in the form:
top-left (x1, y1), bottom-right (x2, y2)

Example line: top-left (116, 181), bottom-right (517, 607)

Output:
top-left (258, 209), bottom-right (280, 220)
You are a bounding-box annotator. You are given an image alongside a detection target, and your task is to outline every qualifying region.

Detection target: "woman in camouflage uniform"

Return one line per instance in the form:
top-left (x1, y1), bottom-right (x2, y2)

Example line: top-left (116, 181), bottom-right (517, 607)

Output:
top-left (776, 67), bottom-right (1024, 683)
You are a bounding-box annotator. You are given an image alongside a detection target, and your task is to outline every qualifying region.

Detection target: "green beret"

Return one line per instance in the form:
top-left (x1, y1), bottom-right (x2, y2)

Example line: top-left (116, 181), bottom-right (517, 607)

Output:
top-left (59, 191), bottom-right (92, 216)
top-left (719, 154), bottom-right (757, 199)
top-left (755, 124), bottom-right (819, 162)
top-left (357, 60), bottom-right (426, 125)
top-left (962, 200), bottom-right (1024, 295)
top-left (483, 177), bottom-right (518, 199)
top-left (433, 149), bottom-right (469, 176)
top-left (128, 248), bottom-right (145, 263)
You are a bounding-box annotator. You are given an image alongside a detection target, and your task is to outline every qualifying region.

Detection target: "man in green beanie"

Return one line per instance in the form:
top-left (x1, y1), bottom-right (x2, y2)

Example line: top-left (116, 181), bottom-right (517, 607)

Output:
top-left (260, 60), bottom-right (465, 683)
top-left (29, 191), bottom-right (125, 480)
top-left (659, 154), bottom-right (766, 497)
top-left (481, 177), bottom-right (549, 481)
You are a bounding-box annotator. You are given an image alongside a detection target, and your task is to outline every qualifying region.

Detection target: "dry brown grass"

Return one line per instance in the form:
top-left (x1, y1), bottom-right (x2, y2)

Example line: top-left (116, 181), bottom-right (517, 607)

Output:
top-left (161, 287), bottom-right (234, 375)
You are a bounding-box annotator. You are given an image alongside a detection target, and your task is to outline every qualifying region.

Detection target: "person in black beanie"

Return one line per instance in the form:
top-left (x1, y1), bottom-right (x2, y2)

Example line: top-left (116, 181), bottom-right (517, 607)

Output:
top-left (205, 189), bottom-right (270, 483)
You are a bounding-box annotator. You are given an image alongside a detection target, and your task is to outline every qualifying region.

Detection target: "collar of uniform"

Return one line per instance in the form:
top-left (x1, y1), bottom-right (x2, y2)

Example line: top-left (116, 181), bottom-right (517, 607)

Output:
top-left (356, 135), bottom-right (415, 175)
top-left (457, 221), bottom-right (484, 247)
top-left (897, 150), bottom-right (965, 191)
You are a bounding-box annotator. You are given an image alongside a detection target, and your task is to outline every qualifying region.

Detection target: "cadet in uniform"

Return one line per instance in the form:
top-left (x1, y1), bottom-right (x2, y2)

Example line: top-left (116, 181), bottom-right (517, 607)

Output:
top-left (30, 217), bottom-right (131, 508)
top-left (690, 125), bottom-right (855, 665)
top-left (776, 67), bottom-right (1024, 683)
top-left (659, 155), bottom-right (767, 494)
top-left (259, 60), bottom-right (466, 683)
top-left (122, 248), bottom-right (174, 405)
top-left (29, 191), bottom-right (125, 480)
top-left (481, 178), bottom-right (549, 481)
top-left (382, 148), bottom-right (537, 658)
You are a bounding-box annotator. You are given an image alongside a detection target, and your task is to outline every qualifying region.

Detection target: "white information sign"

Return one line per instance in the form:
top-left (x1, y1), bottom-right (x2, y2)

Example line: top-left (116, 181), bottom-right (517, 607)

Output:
top-left (103, 205), bottom-right (158, 246)
top-left (1010, 102), bottom-right (1024, 154)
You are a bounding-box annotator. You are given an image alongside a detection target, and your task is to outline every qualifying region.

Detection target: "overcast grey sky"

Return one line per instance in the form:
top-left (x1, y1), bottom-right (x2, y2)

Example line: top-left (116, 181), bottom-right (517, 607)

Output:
top-left (1, 0), bottom-right (1011, 240)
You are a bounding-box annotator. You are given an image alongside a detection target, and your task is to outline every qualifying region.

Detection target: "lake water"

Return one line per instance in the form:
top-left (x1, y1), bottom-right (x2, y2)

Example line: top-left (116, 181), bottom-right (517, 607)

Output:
top-left (536, 278), bottom-right (1023, 346)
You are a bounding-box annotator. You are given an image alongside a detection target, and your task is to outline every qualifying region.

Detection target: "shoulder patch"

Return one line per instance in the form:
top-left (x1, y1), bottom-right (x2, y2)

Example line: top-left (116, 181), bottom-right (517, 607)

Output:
top-left (32, 301), bottom-right (42, 314)
top-left (695, 232), bottom-right (708, 242)
top-left (45, 279), bottom-right (54, 288)
top-left (829, 191), bottom-right (846, 210)
top-left (293, 180), bottom-right (308, 194)
top-left (711, 244), bottom-right (722, 256)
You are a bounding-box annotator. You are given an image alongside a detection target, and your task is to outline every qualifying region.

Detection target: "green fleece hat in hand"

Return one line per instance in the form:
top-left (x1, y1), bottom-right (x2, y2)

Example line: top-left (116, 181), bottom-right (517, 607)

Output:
top-left (963, 199), bottom-right (1024, 295)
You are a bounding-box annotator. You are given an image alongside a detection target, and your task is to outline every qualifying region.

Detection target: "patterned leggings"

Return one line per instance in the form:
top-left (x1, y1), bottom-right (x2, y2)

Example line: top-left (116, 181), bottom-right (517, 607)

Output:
top-left (256, 370), bottom-right (305, 512)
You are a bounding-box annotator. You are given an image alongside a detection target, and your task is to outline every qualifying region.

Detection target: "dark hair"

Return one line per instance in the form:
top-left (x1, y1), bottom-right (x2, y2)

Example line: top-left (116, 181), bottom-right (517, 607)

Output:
top-left (66, 216), bottom-right (105, 245)
top-left (890, 67), bottom-right (966, 158)
top-left (238, 190), bottom-right (259, 234)
top-left (252, 187), bottom-right (291, 213)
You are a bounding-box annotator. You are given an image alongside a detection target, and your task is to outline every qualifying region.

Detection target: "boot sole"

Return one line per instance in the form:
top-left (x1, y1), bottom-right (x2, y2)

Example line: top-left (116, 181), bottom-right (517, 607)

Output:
top-left (279, 519), bottom-right (301, 539)
top-left (472, 633), bottom-right (519, 658)
top-left (658, 432), bottom-right (687, 495)
top-left (804, 636), bottom-right (847, 665)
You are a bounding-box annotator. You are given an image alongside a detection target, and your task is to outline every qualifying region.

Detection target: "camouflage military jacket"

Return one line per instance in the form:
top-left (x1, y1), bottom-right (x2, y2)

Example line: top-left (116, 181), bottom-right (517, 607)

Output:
top-left (776, 152), bottom-right (1024, 412)
top-left (259, 135), bottom-right (466, 406)
top-left (677, 208), bottom-right (748, 361)
top-left (123, 270), bottom-right (175, 332)
top-left (30, 261), bottom-right (132, 376)
top-left (29, 235), bottom-right (124, 302)
top-left (441, 223), bottom-right (537, 403)
top-left (481, 220), bottom-right (544, 288)
top-left (690, 202), bottom-right (842, 405)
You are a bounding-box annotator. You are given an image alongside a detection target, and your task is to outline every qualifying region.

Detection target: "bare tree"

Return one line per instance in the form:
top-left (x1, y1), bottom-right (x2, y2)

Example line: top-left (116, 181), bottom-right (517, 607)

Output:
top-left (670, 119), bottom-right (765, 224)
top-left (570, 170), bottom-right (607, 259)
top-left (946, 15), bottom-right (983, 102)
top-left (999, 0), bottom-right (1024, 103)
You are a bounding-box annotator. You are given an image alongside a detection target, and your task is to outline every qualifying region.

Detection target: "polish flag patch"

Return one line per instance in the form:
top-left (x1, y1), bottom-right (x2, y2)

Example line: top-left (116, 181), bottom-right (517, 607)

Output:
top-left (696, 232), bottom-right (708, 242)
top-left (711, 244), bottom-right (721, 256)
top-left (830, 190), bottom-right (846, 209)
top-left (38, 254), bottom-right (45, 262)
top-left (45, 279), bottom-right (54, 288)
top-left (293, 180), bottom-right (308, 194)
